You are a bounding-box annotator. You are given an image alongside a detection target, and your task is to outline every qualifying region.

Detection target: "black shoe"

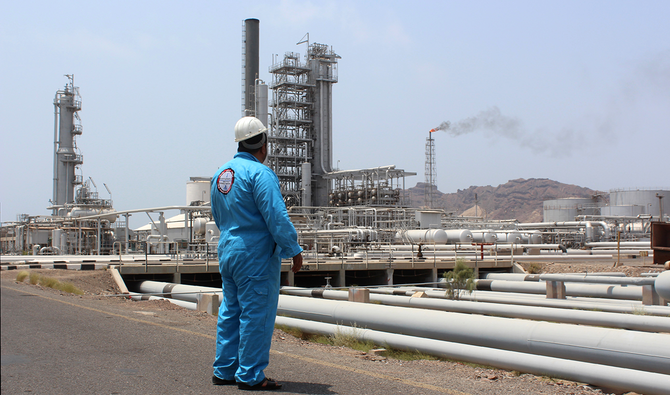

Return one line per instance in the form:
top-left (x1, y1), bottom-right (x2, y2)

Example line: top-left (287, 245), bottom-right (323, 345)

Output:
top-left (238, 377), bottom-right (283, 391)
top-left (212, 375), bottom-right (236, 385)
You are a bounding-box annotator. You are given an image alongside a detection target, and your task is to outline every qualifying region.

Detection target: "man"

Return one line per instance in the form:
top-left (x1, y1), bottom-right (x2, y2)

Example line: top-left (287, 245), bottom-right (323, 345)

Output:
top-left (211, 116), bottom-right (303, 391)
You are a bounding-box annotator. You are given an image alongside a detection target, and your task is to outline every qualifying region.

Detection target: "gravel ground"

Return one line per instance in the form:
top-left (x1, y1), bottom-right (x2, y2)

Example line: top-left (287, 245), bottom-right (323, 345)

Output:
top-left (2, 264), bottom-right (661, 395)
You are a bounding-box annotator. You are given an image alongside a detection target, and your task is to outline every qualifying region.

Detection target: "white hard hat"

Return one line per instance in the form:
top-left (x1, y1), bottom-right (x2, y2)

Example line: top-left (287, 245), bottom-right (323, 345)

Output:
top-left (234, 116), bottom-right (268, 142)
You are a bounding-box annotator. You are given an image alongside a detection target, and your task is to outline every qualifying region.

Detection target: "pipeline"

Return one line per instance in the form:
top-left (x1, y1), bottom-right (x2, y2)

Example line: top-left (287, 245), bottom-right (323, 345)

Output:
top-left (474, 279), bottom-right (643, 300)
top-left (277, 295), bottom-right (670, 375)
top-left (275, 316), bottom-right (670, 395)
top-left (279, 287), bottom-right (670, 333)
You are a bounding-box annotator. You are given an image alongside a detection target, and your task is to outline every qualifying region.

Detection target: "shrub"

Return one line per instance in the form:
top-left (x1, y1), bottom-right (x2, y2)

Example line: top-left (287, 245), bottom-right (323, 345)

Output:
top-left (443, 259), bottom-right (475, 300)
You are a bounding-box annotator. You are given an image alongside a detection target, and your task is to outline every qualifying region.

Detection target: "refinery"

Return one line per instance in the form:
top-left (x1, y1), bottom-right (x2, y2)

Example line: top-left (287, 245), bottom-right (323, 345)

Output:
top-left (2, 18), bottom-right (670, 395)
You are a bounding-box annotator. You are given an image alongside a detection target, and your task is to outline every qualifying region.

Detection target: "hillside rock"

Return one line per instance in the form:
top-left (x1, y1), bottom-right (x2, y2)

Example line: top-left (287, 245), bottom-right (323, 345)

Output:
top-left (406, 178), bottom-right (606, 223)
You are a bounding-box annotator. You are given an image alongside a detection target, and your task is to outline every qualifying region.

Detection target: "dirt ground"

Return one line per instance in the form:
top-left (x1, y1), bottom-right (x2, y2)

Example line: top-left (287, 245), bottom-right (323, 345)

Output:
top-left (3, 262), bottom-right (665, 395)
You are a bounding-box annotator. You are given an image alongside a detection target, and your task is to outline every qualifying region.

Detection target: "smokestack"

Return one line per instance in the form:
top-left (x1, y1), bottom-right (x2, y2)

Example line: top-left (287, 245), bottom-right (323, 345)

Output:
top-left (243, 18), bottom-right (260, 117)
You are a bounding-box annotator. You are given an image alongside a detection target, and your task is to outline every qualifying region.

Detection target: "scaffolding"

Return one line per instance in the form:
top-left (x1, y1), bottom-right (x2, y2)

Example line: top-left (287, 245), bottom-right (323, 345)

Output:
top-left (268, 42), bottom-right (340, 207)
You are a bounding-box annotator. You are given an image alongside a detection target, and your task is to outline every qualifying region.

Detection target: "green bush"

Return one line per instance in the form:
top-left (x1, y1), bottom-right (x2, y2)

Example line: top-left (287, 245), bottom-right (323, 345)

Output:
top-left (443, 259), bottom-right (475, 300)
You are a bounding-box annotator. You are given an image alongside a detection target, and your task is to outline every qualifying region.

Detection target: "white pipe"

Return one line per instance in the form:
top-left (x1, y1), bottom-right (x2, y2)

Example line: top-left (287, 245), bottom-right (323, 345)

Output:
top-left (475, 279), bottom-right (642, 300)
top-left (275, 316), bottom-right (670, 395)
top-left (518, 221), bottom-right (611, 240)
top-left (137, 281), bottom-right (221, 303)
top-left (129, 293), bottom-right (197, 310)
top-left (277, 296), bottom-right (670, 374)
top-left (279, 288), bottom-right (670, 333)
top-left (374, 288), bottom-right (670, 316)
top-left (483, 273), bottom-right (627, 281)
top-left (655, 271), bottom-right (670, 300)
top-left (539, 274), bottom-right (655, 286)
top-left (586, 241), bottom-right (651, 248)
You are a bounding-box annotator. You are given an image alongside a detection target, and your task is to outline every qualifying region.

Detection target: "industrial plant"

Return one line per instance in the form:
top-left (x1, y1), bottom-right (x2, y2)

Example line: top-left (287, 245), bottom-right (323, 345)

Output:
top-left (2, 17), bottom-right (670, 395)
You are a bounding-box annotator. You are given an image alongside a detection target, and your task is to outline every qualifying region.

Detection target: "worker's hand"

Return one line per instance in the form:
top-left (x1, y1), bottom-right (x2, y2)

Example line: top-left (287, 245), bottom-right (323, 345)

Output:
top-left (291, 253), bottom-right (303, 273)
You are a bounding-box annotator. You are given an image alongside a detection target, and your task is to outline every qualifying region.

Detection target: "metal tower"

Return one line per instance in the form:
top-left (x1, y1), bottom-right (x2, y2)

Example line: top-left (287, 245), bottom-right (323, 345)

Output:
top-left (268, 41), bottom-right (339, 207)
top-left (425, 131), bottom-right (437, 208)
top-left (52, 75), bottom-right (84, 216)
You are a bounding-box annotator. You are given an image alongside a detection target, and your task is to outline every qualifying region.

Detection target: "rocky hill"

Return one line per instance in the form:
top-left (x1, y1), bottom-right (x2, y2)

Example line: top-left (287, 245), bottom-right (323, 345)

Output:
top-left (406, 178), bottom-right (606, 223)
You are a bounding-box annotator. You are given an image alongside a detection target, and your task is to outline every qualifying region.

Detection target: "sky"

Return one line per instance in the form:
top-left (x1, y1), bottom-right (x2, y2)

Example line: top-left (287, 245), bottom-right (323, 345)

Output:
top-left (1, 0), bottom-right (669, 228)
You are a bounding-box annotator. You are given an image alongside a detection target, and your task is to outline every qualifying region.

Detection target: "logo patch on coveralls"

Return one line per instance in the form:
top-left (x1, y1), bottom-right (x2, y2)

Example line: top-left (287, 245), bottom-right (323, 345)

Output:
top-left (217, 169), bottom-right (234, 194)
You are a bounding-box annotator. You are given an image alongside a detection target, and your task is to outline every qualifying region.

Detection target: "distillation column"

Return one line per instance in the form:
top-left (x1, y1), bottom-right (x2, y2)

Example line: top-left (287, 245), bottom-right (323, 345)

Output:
top-left (52, 75), bottom-right (83, 216)
top-left (309, 43), bottom-right (340, 207)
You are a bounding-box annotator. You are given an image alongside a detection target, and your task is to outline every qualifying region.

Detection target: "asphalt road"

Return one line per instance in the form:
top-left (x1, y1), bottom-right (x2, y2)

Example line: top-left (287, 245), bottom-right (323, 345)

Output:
top-left (1, 279), bottom-right (471, 395)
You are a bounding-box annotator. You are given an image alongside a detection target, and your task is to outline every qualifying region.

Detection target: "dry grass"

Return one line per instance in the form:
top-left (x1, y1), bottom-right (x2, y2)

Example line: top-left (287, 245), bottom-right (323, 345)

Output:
top-left (16, 271), bottom-right (84, 295)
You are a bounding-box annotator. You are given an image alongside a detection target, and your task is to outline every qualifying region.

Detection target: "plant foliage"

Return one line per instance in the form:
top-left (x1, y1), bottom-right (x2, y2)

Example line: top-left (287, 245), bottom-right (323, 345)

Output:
top-left (443, 259), bottom-right (475, 300)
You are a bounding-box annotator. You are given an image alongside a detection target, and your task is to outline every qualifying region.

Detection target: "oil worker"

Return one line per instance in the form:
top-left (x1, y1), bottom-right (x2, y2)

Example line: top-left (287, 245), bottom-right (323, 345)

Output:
top-left (211, 116), bottom-right (303, 391)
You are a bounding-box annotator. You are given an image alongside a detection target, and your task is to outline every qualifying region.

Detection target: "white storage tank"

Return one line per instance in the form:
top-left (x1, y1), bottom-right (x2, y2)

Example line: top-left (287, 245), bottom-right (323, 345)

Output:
top-left (495, 231), bottom-right (522, 244)
top-left (187, 177), bottom-right (211, 205)
top-left (445, 229), bottom-right (473, 244)
top-left (471, 230), bottom-right (497, 244)
top-left (399, 229), bottom-right (448, 244)
top-left (193, 217), bottom-right (208, 236)
top-left (543, 197), bottom-right (604, 222)
top-left (205, 221), bottom-right (220, 243)
top-left (522, 230), bottom-right (542, 244)
top-left (608, 189), bottom-right (669, 220)
top-left (68, 207), bottom-right (117, 223)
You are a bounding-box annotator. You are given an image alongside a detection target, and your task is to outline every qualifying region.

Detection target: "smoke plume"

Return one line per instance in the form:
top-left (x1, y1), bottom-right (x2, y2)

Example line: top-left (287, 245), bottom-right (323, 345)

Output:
top-left (432, 106), bottom-right (568, 157)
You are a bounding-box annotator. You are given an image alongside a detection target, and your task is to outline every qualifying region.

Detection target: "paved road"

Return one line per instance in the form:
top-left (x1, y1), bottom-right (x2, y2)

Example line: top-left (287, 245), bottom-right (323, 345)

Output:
top-left (2, 279), bottom-right (471, 395)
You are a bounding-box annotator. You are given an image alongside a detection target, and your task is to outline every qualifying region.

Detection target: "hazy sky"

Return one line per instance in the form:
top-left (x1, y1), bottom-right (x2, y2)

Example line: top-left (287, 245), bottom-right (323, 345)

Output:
top-left (1, 0), bottom-right (669, 227)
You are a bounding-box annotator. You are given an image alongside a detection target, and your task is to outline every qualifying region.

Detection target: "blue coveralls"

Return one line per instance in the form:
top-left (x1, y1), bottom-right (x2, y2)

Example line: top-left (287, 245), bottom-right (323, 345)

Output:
top-left (211, 152), bottom-right (302, 386)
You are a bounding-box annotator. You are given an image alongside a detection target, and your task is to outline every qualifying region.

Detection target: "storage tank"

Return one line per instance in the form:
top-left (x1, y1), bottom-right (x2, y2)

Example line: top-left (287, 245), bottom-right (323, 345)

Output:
top-left (68, 207), bottom-right (117, 223)
top-left (399, 229), bottom-right (448, 244)
top-left (471, 230), bottom-right (497, 244)
top-left (186, 177), bottom-right (211, 205)
top-left (522, 230), bottom-right (542, 244)
top-left (193, 217), bottom-right (208, 236)
top-left (495, 231), bottom-right (522, 244)
top-left (206, 221), bottom-right (220, 243)
top-left (543, 197), bottom-right (604, 222)
top-left (444, 229), bottom-right (473, 244)
top-left (608, 189), bottom-right (669, 220)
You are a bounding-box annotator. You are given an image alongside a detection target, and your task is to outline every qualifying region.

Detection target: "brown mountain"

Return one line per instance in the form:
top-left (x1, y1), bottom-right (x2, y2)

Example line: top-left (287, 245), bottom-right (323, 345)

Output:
top-left (406, 178), bottom-right (607, 223)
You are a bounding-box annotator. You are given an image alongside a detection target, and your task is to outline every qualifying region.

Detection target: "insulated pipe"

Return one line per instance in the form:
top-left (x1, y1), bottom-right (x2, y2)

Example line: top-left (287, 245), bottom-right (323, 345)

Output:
top-left (656, 271), bottom-right (670, 300)
top-left (279, 288), bottom-right (670, 332)
top-left (380, 288), bottom-right (670, 316)
top-left (518, 221), bottom-right (611, 240)
top-left (137, 281), bottom-right (221, 303)
top-left (475, 279), bottom-right (642, 300)
top-left (586, 241), bottom-right (650, 248)
top-left (539, 274), bottom-right (656, 286)
top-left (275, 316), bottom-right (670, 395)
top-left (483, 273), bottom-right (627, 281)
top-left (277, 296), bottom-right (670, 374)
top-left (129, 293), bottom-right (197, 310)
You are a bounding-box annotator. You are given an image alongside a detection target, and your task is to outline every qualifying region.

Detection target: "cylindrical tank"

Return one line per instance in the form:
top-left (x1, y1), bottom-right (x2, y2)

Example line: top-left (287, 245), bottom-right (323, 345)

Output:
top-left (543, 197), bottom-right (603, 222)
top-left (186, 179), bottom-right (210, 205)
top-left (400, 229), bottom-right (448, 244)
top-left (471, 230), bottom-right (497, 244)
top-left (205, 221), bottom-right (220, 243)
top-left (68, 207), bottom-right (117, 223)
top-left (522, 230), bottom-right (542, 244)
top-left (193, 217), bottom-right (207, 236)
top-left (609, 189), bottom-right (670, 220)
top-left (495, 231), bottom-right (522, 244)
top-left (445, 229), bottom-right (473, 244)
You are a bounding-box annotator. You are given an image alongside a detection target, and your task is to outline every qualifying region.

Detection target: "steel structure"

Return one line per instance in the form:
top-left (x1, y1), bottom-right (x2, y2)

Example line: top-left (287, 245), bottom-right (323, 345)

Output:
top-left (52, 75), bottom-right (84, 215)
top-left (425, 131), bottom-right (436, 208)
top-left (268, 42), bottom-right (340, 207)
top-left (324, 165), bottom-right (416, 208)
